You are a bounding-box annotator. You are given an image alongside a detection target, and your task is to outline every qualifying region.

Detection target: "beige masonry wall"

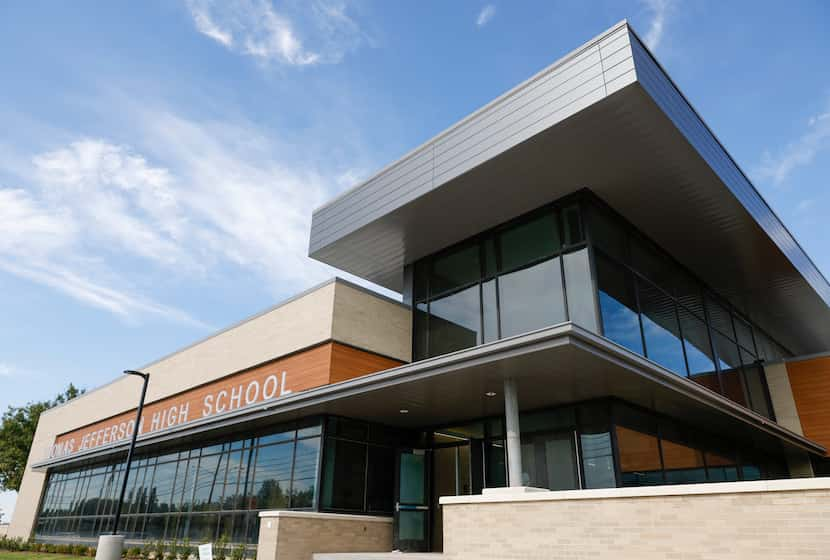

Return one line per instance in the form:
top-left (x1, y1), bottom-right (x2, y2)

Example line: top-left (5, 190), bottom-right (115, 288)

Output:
top-left (765, 361), bottom-right (804, 435)
top-left (440, 480), bottom-right (830, 560)
top-left (9, 278), bottom-right (410, 540)
top-left (257, 511), bottom-right (392, 560)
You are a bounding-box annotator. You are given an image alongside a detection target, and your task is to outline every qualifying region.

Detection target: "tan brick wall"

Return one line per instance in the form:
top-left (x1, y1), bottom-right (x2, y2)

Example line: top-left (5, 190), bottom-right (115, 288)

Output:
top-left (257, 512), bottom-right (392, 560)
top-left (441, 481), bottom-right (830, 559)
top-left (10, 278), bottom-right (410, 540)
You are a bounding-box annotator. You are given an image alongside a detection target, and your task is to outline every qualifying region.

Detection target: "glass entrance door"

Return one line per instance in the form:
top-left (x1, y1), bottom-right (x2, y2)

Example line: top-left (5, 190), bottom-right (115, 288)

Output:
top-left (394, 448), bottom-right (430, 552)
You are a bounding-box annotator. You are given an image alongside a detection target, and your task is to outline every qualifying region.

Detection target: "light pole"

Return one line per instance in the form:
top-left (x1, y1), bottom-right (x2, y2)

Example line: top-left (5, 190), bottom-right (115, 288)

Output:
top-left (96, 370), bottom-right (149, 560)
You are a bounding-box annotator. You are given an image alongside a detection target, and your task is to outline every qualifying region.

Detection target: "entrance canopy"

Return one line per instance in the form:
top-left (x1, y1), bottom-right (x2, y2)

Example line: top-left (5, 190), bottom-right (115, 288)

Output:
top-left (34, 322), bottom-right (824, 472)
top-left (308, 21), bottom-right (830, 355)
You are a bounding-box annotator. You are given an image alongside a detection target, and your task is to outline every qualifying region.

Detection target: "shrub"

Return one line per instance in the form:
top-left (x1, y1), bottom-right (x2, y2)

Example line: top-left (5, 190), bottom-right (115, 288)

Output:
top-left (215, 535), bottom-right (228, 560)
top-left (154, 540), bottom-right (166, 559)
top-left (230, 544), bottom-right (245, 560)
top-left (87, 546), bottom-right (97, 557)
top-left (180, 538), bottom-right (193, 560)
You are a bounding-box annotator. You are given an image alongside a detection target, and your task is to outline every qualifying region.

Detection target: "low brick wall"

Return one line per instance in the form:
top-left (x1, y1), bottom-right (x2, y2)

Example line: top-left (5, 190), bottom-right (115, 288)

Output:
top-left (439, 479), bottom-right (830, 559)
top-left (257, 511), bottom-right (393, 560)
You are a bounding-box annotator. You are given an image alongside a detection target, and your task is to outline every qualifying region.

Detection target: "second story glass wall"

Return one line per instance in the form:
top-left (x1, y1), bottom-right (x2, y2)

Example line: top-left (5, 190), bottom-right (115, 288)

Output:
top-left (409, 190), bottom-right (792, 421)
top-left (587, 199), bottom-right (788, 419)
top-left (412, 197), bottom-right (598, 361)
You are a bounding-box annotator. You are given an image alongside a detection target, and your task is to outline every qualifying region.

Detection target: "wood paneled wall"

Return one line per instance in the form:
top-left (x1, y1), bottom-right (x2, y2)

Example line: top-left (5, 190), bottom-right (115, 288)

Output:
top-left (50, 341), bottom-right (403, 459)
top-left (787, 356), bottom-right (830, 454)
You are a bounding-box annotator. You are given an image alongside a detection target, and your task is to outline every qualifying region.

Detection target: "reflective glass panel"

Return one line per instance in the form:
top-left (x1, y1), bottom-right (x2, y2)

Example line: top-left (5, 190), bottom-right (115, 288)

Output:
top-left (321, 439), bottom-right (366, 511)
top-left (660, 424), bottom-right (706, 484)
top-left (482, 279), bottom-right (499, 343)
top-left (498, 258), bottom-right (565, 338)
top-left (498, 212), bottom-right (559, 272)
top-left (430, 243), bottom-right (480, 297)
top-left (561, 204), bottom-right (584, 246)
top-left (563, 249), bottom-right (599, 332)
top-left (638, 279), bottom-right (686, 374)
top-left (413, 303), bottom-right (429, 360)
top-left (252, 443), bottom-right (293, 510)
top-left (578, 403), bottom-right (616, 489)
top-left (596, 254), bottom-right (643, 354)
top-left (428, 285), bottom-right (481, 356)
top-left (615, 406), bottom-right (662, 486)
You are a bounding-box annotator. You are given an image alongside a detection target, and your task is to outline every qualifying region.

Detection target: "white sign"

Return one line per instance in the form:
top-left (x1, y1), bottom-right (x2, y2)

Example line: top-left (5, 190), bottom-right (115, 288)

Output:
top-left (198, 543), bottom-right (213, 560)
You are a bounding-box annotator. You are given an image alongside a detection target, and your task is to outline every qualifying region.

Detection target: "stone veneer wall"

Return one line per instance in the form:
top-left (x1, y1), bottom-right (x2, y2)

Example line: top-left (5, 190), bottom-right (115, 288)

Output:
top-left (257, 512), bottom-right (393, 560)
top-left (439, 479), bottom-right (830, 559)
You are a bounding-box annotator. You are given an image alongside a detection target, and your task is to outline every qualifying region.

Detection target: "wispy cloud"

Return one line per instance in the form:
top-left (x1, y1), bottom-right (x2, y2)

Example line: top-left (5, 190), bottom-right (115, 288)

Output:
top-left (188, 2), bottom-right (233, 47)
top-left (0, 363), bottom-right (17, 378)
top-left (0, 103), bottom-right (390, 326)
top-left (184, 0), bottom-right (366, 65)
top-left (476, 4), bottom-right (496, 28)
top-left (641, 0), bottom-right (671, 51)
top-left (756, 103), bottom-right (830, 186)
top-left (0, 148), bottom-right (211, 328)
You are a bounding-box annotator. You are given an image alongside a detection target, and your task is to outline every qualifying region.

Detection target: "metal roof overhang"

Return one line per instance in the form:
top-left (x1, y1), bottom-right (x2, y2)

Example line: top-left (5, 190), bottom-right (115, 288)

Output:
top-left (33, 323), bottom-right (823, 471)
top-left (308, 22), bottom-right (830, 355)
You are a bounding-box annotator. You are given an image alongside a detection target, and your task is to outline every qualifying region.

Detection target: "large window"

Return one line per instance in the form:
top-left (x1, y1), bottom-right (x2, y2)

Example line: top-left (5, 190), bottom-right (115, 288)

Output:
top-left (319, 417), bottom-right (412, 514)
top-left (412, 200), bottom-right (594, 360)
top-left (612, 402), bottom-right (785, 485)
top-left (588, 200), bottom-right (787, 419)
top-left (35, 419), bottom-right (322, 547)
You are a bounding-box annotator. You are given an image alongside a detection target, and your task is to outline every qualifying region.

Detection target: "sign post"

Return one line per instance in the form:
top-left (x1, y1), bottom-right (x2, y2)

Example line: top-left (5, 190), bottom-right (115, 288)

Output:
top-left (198, 543), bottom-right (213, 560)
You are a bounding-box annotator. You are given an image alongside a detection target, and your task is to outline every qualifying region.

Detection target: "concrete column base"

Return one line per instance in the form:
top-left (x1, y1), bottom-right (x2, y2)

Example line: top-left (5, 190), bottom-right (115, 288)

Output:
top-left (95, 535), bottom-right (125, 560)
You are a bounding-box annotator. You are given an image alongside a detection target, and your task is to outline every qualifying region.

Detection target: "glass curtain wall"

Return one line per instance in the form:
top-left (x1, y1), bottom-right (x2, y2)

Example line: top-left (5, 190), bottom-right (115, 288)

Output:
top-left (34, 419), bottom-right (322, 546)
top-left (613, 402), bottom-right (787, 485)
top-left (412, 198), bottom-right (598, 360)
top-left (587, 199), bottom-right (787, 419)
top-left (320, 417), bottom-right (414, 515)
top-left (431, 399), bottom-right (787, 492)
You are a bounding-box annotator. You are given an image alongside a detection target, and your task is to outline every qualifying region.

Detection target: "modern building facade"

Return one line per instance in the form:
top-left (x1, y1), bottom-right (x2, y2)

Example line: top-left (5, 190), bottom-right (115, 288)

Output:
top-left (9, 20), bottom-right (830, 558)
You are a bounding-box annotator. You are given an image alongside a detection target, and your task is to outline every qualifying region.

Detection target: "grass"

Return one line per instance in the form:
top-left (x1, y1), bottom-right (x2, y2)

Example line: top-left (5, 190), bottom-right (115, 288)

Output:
top-left (0, 553), bottom-right (81, 560)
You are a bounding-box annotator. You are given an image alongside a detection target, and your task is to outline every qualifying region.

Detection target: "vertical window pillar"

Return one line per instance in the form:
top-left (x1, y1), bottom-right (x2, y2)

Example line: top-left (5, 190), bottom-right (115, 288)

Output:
top-left (503, 378), bottom-right (523, 487)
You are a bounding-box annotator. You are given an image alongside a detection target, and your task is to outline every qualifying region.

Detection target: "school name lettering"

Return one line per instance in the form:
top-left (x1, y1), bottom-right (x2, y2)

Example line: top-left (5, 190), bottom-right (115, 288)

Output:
top-left (49, 371), bottom-right (292, 459)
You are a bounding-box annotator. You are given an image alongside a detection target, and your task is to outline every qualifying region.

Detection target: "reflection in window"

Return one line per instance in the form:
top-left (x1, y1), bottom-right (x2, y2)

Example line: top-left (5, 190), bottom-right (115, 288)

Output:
top-left (428, 285), bottom-right (481, 356)
top-left (430, 243), bottom-right (480, 297)
top-left (615, 406), bottom-right (662, 486)
top-left (563, 249), bottom-right (598, 332)
top-left (498, 213), bottom-right (559, 272)
top-left (713, 331), bottom-right (748, 407)
top-left (638, 279), bottom-right (686, 374)
top-left (578, 404), bottom-right (616, 489)
top-left (498, 258), bottom-right (565, 338)
top-left (678, 308), bottom-right (719, 391)
top-left (482, 280), bottom-right (499, 343)
top-left (596, 254), bottom-right (643, 354)
top-left (660, 425), bottom-right (706, 484)
top-left (321, 438), bottom-right (365, 511)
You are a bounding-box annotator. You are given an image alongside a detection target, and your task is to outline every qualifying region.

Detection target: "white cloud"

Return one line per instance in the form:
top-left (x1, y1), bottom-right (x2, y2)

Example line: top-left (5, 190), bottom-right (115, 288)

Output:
top-left (185, 0), bottom-right (365, 65)
top-left (0, 363), bottom-right (16, 377)
top-left (188, 2), bottom-right (233, 47)
top-left (476, 4), bottom-right (496, 28)
top-left (757, 105), bottom-right (830, 186)
top-left (641, 0), bottom-right (671, 51)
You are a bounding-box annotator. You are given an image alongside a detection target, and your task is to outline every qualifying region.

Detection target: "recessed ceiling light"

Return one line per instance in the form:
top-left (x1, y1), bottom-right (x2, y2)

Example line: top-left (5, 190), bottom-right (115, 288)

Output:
top-left (399, 409), bottom-right (409, 414)
top-left (485, 391), bottom-right (497, 397)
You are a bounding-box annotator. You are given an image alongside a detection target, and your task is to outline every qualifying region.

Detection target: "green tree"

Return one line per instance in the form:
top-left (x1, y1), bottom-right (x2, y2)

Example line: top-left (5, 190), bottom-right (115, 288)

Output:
top-left (0, 384), bottom-right (84, 491)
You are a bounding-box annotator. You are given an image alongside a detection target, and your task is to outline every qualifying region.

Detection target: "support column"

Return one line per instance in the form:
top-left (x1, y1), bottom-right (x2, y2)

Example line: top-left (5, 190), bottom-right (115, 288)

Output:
top-left (503, 377), bottom-right (523, 487)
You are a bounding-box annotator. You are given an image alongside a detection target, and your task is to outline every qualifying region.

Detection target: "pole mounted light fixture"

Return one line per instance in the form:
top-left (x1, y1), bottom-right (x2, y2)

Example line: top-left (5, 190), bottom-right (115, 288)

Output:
top-left (111, 370), bottom-right (150, 536)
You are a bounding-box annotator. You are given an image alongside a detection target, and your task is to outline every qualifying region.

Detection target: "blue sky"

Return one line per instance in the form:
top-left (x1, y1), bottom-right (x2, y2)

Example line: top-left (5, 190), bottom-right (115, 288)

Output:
top-left (1, 0), bottom-right (829, 520)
